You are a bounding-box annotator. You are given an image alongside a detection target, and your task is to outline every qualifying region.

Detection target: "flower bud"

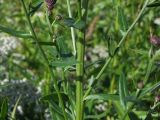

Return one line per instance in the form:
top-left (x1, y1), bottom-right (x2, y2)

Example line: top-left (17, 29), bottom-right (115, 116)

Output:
top-left (45, 0), bottom-right (57, 12)
top-left (150, 35), bottom-right (160, 47)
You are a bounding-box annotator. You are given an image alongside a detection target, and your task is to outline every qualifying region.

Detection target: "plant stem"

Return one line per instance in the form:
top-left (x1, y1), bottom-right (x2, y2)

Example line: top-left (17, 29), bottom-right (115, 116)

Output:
top-left (66, 0), bottom-right (76, 56)
top-left (20, 1), bottom-right (67, 120)
top-left (84, 0), bottom-right (150, 100)
top-left (76, 0), bottom-right (84, 120)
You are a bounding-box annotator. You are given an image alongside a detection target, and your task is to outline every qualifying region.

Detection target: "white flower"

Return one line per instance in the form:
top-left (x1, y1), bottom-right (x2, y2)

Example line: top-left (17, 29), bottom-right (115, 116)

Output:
top-left (17, 105), bottom-right (24, 115)
top-left (154, 18), bottom-right (160, 25)
top-left (0, 34), bottom-right (20, 57)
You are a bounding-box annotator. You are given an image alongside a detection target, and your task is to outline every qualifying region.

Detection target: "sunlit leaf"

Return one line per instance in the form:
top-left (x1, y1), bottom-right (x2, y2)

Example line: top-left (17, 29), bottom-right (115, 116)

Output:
top-left (84, 94), bottom-right (119, 101)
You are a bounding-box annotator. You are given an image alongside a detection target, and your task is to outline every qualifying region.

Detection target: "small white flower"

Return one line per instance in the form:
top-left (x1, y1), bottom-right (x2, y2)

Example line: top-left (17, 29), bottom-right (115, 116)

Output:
top-left (17, 105), bottom-right (24, 115)
top-left (154, 18), bottom-right (160, 25)
top-left (0, 34), bottom-right (20, 57)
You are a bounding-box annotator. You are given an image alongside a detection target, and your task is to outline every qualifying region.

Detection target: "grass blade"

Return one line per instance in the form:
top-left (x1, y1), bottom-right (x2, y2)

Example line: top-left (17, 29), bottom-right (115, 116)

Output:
top-left (10, 96), bottom-right (21, 120)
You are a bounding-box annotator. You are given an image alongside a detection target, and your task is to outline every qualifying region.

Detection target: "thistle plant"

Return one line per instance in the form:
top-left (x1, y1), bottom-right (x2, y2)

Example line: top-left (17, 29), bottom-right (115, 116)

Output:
top-left (1, 0), bottom-right (160, 120)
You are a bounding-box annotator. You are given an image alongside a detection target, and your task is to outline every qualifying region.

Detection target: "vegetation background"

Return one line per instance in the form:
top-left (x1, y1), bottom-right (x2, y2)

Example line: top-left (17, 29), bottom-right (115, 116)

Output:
top-left (0, 0), bottom-right (160, 120)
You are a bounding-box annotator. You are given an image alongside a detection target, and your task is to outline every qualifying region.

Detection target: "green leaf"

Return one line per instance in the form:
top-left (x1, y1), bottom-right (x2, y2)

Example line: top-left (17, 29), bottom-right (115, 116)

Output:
top-left (147, 2), bottom-right (160, 7)
top-left (40, 93), bottom-right (72, 119)
top-left (29, 1), bottom-right (43, 16)
top-left (32, 41), bottom-right (55, 46)
top-left (0, 98), bottom-right (8, 120)
top-left (144, 113), bottom-right (153, 120)
top-left (56, 36), bottom-right (72, 58)
top-left (85, 111), bottom-right (107, 119)
top-left (140, 81), bottom-right (160, 97)
top-left (51, 57), bottom-right (78, 67)
top-left (11, 96), bottom-right (21, 120)
top-left (40, 92), bottom-right (68, 103)
top-left (0, 25), bottom-right (32, 39)
top-left (117, 6), bottom-right (128, 34)
top-left (113, 101), bottom-right (130, 120)
top-left (119, 73), bottom-right (127, 109)
top-left (63, 18), bottom-right (75, 27)
top-left (122, 73), bottom-right (129, 97)
top-left (84, 94), bottom-right (119, 101)
top-left (63, 18), bottom-right (85, 30)
top-left (73, 20), bottom-right (85, 30)
top-left (128, 112), bottom-right (140, 120)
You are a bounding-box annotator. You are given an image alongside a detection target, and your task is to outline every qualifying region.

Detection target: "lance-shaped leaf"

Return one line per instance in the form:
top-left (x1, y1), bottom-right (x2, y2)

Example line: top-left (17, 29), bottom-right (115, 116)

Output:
top-left (0, 25), bottom-right (32, 39)
top-left (50, 57), bottom-right (78, 68)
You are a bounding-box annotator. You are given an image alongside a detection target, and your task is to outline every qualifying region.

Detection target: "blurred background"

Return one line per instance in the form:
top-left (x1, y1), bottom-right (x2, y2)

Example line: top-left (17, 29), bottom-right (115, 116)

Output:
top-left (0, 0), bottom-right (160, 119)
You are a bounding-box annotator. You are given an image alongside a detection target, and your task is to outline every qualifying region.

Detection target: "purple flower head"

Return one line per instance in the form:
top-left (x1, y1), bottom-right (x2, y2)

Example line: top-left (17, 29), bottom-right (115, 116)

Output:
top-left (150, 35), bottom-right (160, 47)
top-left (45, 0), bottom-right (57, 11)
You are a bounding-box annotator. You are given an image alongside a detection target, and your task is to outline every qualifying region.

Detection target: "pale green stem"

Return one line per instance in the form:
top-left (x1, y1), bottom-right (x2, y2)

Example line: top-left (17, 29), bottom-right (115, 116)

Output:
top-left (66, 0), bottom-right (76, 56)
top-left (76, 0), bottom-right (84, 120)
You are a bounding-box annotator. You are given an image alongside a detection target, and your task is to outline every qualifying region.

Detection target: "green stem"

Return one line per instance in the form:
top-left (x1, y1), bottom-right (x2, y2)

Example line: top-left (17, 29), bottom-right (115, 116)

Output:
top-left (20, 1), bottom-right (67, 120)
top-left (76, 0), bottom-right (85, 120)
top-left (66, 0), bottom-right (76, 56)
top-left (84, 0), bottom-right (150, 100)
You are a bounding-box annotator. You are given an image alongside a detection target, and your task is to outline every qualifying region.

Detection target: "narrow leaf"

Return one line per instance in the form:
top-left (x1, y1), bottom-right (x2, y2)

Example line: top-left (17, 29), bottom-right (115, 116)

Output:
top-left (40, 92), bottom-right (68, 103)
top-left (29, 1), bottom-right (43, 16)
top-left (0, 98), bottom-right (8, 120)
top-left (140, 81), bottom-right (160, 97)
top-left (119, 73), bottom-right (126, 108)
top-left (84, 94), bottom-right (119, 101)
top-left (11, 96), bottom-right (21, 120)
top-left (0, 25), bottom-right (32, 38)
top-left (147, 2), bottom-right (160, 7)
top-left (51, 58), bottom-right (78, 67)
top-left (32, 41), bottom-right (55, 46)
top-left (117, 6), bottom-right (128, 34)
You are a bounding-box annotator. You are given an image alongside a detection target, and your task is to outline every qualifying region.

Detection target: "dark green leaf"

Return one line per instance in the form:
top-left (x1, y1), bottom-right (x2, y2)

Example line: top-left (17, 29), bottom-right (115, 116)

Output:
top-left (144, 113), bottom-right (153, 120)
top-left (129, 112), bottom-right (140, 120)
top-left (0, 98), bottom-right (8, 120)
top-left (29, 1), bottom-right (43, 16)
top-left (63, 18), bottom-right (85, 30)
top-left (40, 92), bottom-right (68, 103)
top-left (147, 2), bottom-right (160, 7)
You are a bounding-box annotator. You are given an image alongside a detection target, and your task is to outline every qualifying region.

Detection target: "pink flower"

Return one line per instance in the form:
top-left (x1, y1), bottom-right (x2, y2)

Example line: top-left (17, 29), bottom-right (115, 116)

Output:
top-left (45, 0), bottom-right (56, 11)
top-left (150, 35), bottom-right (160, 47)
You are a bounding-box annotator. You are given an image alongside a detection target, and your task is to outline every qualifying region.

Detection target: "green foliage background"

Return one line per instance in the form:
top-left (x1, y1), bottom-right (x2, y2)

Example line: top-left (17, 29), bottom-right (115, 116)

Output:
top-left (0, 0), bottom-right (160, 120)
